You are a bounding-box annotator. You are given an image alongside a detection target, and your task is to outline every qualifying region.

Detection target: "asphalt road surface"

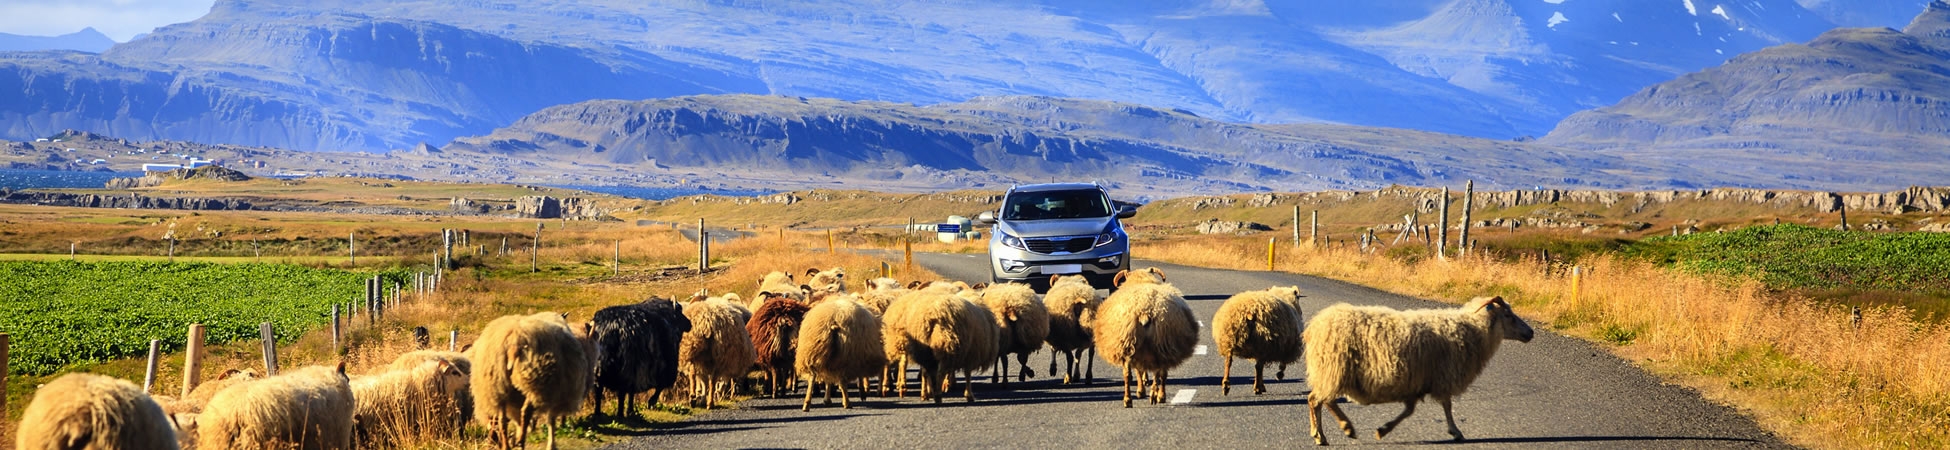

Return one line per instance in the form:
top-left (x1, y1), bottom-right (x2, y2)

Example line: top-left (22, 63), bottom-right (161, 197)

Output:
top-left (609, 252), bottom-right (1787, 449)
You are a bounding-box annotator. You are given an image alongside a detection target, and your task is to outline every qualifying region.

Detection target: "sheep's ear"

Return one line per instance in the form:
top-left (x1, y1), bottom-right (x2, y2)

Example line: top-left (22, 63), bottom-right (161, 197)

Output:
top-left (906, 280), bottom-right (924, 290)
top-left (459, 343), bottom-right (473, 353)
top-left (1467, 297), bottom-right (1496, 312)
top-left (799, 284), bottom-right (814, 295)
top-left (335, 361), bottom-right (347, 376)
top-left (807, 268), bottom-right (822, 277)
top-left (971, 282), bottom-right (989, 290)
top-left (218, 369), bottom-right (243, 380)
top-left (1113, 270), bottom-right (1129, 288)
top-left (1149, 267), bottom-right (1167, 283)
top-left (1049, 275), bottom-right (1061, 286)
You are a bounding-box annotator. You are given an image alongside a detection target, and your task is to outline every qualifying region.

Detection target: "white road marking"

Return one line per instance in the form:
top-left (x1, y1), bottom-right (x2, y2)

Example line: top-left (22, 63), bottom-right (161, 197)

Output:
top-left (1170, 389), bottom-right (1197, 405)
top-left (1194, 345), bottom-right (1208, 355)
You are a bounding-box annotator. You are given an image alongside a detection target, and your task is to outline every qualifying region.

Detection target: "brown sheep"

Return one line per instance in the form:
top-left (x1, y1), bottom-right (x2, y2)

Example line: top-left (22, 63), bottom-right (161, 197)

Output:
top-left (796, 297), bottom-right (889, 410)
top-left (890, 290), bottom-right (1000, 403)
top-left (1042, 274), bottom-right (1103, 384)
top-left (196, 364), bottom-right (356, 450)
top-left (748, 292), bottom-right (814, 398)
top-left (1096, 267), bottom-right (1200, 408)
top-left (981, 282), bottom-right (1050, 385)
top-left (16, 373), bottom-right (179, 450)
top-left (1212, 286), bottom-right (1305, 395)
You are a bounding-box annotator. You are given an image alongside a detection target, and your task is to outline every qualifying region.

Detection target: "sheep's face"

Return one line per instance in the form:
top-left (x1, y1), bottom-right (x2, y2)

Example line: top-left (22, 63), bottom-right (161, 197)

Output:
top-left (807, 267), bottom-right (846, 293)
top-left (1473, 297), bottom-right (1535, 343)
top-left (1115, 267), bottom-right (1167, 287)
top-left (868, 277), bottom-right (901, 291)
top-left (1267, 286), bottom-right (1305, 303)
top-left (1049, 274), bottom-right (1090, 287)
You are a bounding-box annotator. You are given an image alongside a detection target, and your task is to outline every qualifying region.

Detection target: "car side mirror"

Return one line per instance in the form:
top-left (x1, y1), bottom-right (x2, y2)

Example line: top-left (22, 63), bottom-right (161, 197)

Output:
top-left (978, 211), bottom-right (997, 224)
top-left (1116, 205), bottom-right (1137, 219)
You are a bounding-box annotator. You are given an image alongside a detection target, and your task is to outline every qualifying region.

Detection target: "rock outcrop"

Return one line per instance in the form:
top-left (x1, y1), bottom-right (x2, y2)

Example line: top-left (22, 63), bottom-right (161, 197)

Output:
top-left (516, 196), bottom-right (610, 220)
top-left (1197, 219), bottom-right (1273, 235)
top-left (0, 191), bottom-right (251, 210)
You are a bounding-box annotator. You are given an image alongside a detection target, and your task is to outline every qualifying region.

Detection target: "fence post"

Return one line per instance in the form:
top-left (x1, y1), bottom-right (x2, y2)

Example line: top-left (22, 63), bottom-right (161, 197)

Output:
top-left (143, 339), bottom-right (161, 393)
top-left (0, 332), bottom-right (9, 415)
top-left (903, 240), bottom-right (914, 274)
top-left (71, 242), bottom-right (76, 259)
top-left (501, 236), bottom-right (508, 257)
top-left (1291, 206), bottom-right (1300, 247)
top-left (348, 231), bottom-right (356, 266)
top-left (259, 322), bottom-right (278, 376)
top-left (182, 324), bottom-right (206, 396)
top-left (1460, 180), bottom-right (1475, 258)
top-left (252, 238), bottom-right (260, 262)
top-left (1839, 205), bottom-right (1851, 231)
top-left (330, 305), bottom-right (340, 352)
top-left (1310, 210), bottom-right (1319, 248)
top-left (168, 237), bottom-right (175, 261)
top-left (1437, 188), bottom-right (1450, 259)
top-left (1266, 237), bottom-right (1276, 271)
top-left (532, 222), bottom-right (542, 272)
top-left (614, 240), bottom-right (621, 276)
top-left (699, 231), bottom-right (711, 272)
top-left (449, 330), bottom-right (459, 352)
top-left (1570, 266), bottom-right (1583, 304)
top-left (828, 229), bottom-right (835, 253)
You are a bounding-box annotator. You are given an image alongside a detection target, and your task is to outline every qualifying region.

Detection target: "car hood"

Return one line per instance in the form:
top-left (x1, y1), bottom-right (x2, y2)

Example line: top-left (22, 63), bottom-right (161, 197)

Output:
top-left (998, 217), bottom-right (1113, 238)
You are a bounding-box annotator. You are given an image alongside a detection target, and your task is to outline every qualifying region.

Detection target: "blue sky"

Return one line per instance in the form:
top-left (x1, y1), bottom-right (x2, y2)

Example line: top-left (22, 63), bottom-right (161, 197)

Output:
top-left (0, 0), bottom-right (216, 42)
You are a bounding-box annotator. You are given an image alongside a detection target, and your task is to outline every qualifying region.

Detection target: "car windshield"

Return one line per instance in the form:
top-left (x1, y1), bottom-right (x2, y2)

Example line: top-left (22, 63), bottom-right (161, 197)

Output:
top-left (1001, 189), bottom-right (1112, 220)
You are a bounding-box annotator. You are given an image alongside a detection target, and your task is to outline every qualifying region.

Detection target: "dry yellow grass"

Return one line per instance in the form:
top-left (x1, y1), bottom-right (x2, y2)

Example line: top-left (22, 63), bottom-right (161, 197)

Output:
top-left (1137, 236), bottom-right (1950, 449)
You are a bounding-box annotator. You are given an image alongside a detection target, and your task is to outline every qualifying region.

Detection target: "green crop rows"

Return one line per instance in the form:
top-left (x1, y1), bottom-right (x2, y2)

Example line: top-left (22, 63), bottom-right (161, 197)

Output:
top-left (0, 261), bottom-right (403, 375)
top-left (1630, 224), bottom-right (1950, 293)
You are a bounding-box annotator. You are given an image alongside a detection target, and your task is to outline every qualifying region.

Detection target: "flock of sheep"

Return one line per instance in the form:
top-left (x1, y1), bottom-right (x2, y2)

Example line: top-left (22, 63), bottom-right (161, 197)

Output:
top-left (13, 266), bottom-right (1537, 448)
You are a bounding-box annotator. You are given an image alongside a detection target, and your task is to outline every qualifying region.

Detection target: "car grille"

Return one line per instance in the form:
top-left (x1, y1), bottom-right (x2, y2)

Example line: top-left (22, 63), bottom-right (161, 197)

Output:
top-left (1024, 235), bottom-right (1095, 254)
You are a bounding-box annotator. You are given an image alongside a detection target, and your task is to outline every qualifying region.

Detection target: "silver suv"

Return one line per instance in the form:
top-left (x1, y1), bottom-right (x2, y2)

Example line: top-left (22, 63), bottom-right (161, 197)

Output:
top-left (978, 183), bottom-right (1135, 290)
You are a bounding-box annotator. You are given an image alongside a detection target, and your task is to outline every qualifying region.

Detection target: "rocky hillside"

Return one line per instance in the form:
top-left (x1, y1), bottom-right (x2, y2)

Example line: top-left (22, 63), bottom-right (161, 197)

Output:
top-left (0, 0), bottom-right (1913, 152)
top-left (1541, 2), bottom-right (1950, 189)
top-left (444, 95), bottom-right (1725, 196)
top-left (0, 28), bottom-right (115, 53)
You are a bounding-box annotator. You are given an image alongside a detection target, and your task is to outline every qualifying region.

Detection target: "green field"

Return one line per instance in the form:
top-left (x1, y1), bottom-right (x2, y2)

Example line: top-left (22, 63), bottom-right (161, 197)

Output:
top-left (1628, 224), bottom-right (1950, 318)
top-left (0, 261), bottom-right (403, 375)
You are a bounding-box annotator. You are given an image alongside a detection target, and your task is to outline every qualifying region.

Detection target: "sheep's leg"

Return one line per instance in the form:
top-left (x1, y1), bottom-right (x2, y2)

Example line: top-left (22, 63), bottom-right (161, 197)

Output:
top-left (1049, 349), bottom-right (1059, 379)
top-left (1276, 361), bottom-right (1289, 380)
top-left (802, 375), bottom-right (817, 411)
top-left (1221, 355), bottom-right (1234, 395)
top-left (1153, 369), bottom-right (1167, 404)
top-left (992, 355), bottom-right (1005, 385)
top-left (1326, 400), bottom-right (1356, 439)
top-left (963, 369), bottom-right (976, 403)
top-left (1307, 395), bottom-right (1328, 446)
top-left (545, 420), bottom-right (558, 450)
top-left (1439, 397), bottom-right (1464, 441)
top-left (1377, 399), bottom-right (1418, 439)
top-left (1253, 360), bottom-right (1267, 395)
top-left (1017, 352), bottom-right (1034, 381)
top-left (824, 379), bottom-right (835, 405)
top-left (840, 382), bottom-right (854, 409)
top-left (859, 379), bottom-right (870, 401)
top-left (1121, 365), bottom-right (1134, 408)
top-left (1083, 347), bottom-right (1095, 385)
top-left (519, 403), bottom-right (536, 450)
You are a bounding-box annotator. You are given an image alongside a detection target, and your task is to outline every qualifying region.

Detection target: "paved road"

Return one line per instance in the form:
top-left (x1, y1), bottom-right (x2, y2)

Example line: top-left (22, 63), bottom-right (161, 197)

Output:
top-left (610, 253), bottom-right (1786, 449)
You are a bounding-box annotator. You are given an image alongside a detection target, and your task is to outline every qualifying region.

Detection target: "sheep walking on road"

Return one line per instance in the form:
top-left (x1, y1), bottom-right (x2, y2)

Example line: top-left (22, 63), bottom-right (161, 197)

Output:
top-left (16, 373), bottom-right (180, 450)
top-left (749, 292), bottom-right (814, 398)
top-left (1212, 286), bottom-right (1305, 395)
top-left (680, 298), bottom-right (757, 409)
top-left (1304, 296), bottom-right (1535, 445)
top-left (591, 297), bottom-right (691, 417)
top-left (981, 282), bottom-right (1049, 385)
top-left (1042, 274), bottom-right (1102, 384)
top-left (796, 297), bottom-right (889, 410)
top-left (1095, 268), bottom-right (1200, 408)
top-left (885, 289), bottom-right (1000, 403)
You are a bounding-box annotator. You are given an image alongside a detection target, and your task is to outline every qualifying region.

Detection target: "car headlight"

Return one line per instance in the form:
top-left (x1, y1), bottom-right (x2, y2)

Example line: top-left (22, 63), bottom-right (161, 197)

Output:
top-left (1093, 227), bottom-right (1118, 248)
top-left (1001, 233), bottom-right (1027, 250)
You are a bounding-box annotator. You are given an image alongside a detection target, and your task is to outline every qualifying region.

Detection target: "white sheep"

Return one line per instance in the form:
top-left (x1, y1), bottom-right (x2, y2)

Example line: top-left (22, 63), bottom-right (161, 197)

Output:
top-left (470, 312), bottom-right (591, 450)
top-left (1042, 274), bottom-right (1102, 384)
top-left (805, 267), bottom-right (847, 294)
top-left (981, 282), bottom-right (1050, 385)
top-left (884, 289), bottom-right (999, 403)
top-left (1212, 286), bottom-right (1305, 395)
top-left (680, 298), bottom-right (757, 409)
top-left (15, 373), bottom-right (180, 450)
top-left (196, 364), bottom-right (356, 450)
top-left (1095, 267), bottom-right (1200, 408)
top-left (1304, 296), bottom-right (1535, 445)
top-left (352, 359), bottom-right (470, 447)
top-left (795, 296), bottom-right (888, 410)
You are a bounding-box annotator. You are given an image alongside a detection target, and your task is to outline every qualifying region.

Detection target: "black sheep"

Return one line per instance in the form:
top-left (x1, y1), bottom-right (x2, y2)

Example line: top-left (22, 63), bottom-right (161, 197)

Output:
top-left (590, 296), bottom-right (692, 417)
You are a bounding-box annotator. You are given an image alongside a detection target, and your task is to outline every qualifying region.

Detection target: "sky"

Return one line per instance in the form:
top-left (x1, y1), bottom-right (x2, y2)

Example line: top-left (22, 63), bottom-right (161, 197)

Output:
top-left (0, 0), bottom-right (217, 42)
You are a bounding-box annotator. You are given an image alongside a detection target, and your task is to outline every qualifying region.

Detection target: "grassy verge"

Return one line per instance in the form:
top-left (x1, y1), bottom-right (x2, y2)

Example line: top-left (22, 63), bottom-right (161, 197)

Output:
top-left (1, 222), bottom-right (939, 448)
top-left (1135, 236), bottom-right (1950, 449)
